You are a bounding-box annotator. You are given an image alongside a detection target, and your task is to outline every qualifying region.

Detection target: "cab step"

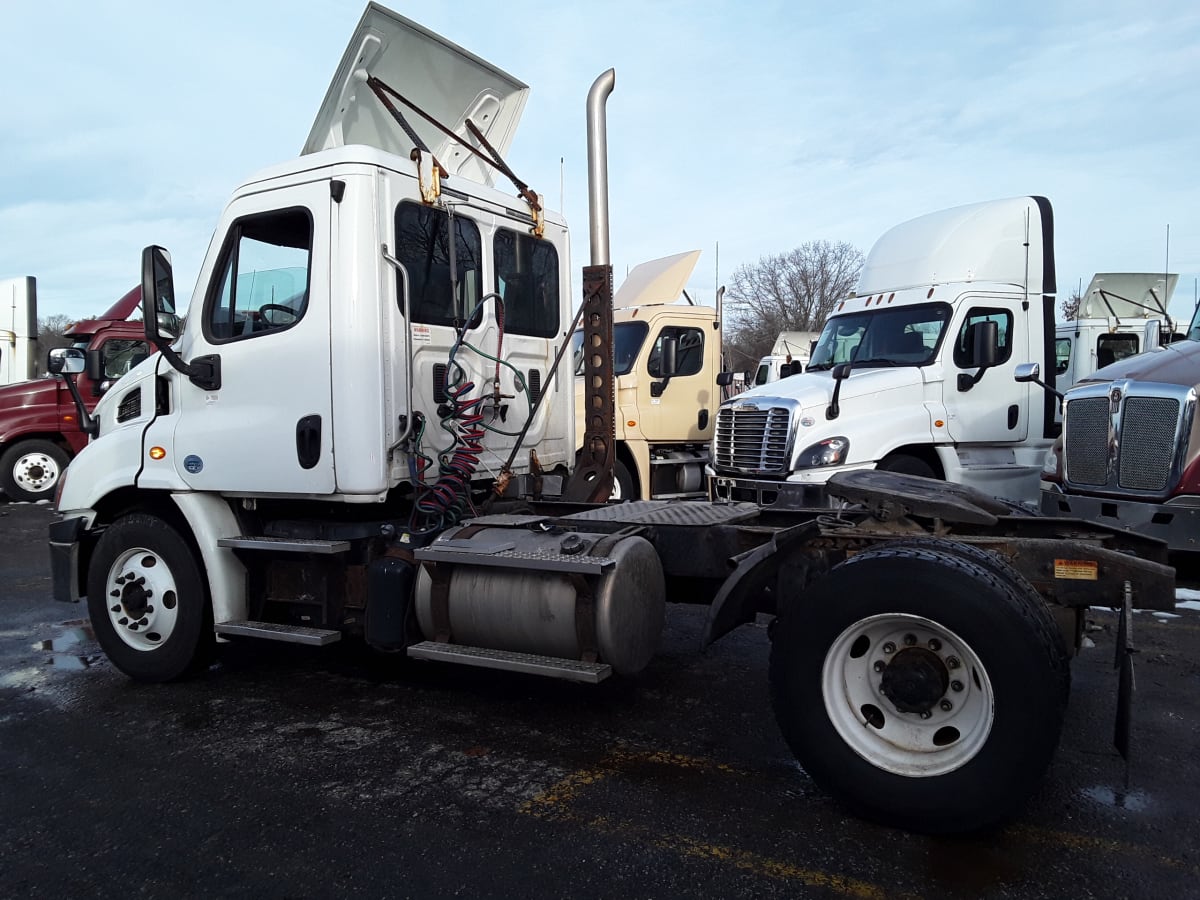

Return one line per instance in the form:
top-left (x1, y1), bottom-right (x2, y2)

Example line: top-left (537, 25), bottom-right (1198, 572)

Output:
top-left (406, 641), bottom-right (611, 683)
top-left (217, 536), bottom-right (350, 554)
top-left (214, 620), bottom-right (341, 646)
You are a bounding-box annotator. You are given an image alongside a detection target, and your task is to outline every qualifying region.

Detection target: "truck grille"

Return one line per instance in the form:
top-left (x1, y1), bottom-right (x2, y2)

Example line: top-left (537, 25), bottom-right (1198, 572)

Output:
top-left (1062, 382), bottom-right (1190, 497)
top-left (714, 405), bottom-right (793, 473)
top-left (1062, 398), bottom-right (1109, 485)
top-left (1117, 397), bottom-right (1178, 491)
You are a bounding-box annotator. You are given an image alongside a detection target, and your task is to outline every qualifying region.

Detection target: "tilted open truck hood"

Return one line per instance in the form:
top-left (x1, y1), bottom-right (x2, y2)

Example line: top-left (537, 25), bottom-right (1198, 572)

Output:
top-left (1077, 272), bottom-right (1178, 320)
top-left (613, 250), bottom-right (702, 309)
top-left (304, 2), bottom-right (529, 187)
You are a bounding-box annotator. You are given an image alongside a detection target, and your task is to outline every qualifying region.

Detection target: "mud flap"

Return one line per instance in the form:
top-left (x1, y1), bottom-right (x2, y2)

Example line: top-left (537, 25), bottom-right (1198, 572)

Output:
top-left (1113, 580), bottom-right (1136, 783)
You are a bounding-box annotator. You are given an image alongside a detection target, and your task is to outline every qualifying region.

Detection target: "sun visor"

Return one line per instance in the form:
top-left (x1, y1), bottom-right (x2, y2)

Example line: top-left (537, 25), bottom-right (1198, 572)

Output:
top-left (303, 3), bottom-right (529, 186)
top-left (613, 250), bottom-right (703, 309)
top-left (1078, 273), bottom-right (1178, 319)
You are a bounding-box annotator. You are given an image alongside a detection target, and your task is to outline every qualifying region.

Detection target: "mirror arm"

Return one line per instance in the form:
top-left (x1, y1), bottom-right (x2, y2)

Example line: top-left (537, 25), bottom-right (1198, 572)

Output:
top-left (957, 366), bottom-right (990, 392)
top-left (60, 373), bottom-right (98, 437)
top-left (153, 340), bottom-right (221, 391)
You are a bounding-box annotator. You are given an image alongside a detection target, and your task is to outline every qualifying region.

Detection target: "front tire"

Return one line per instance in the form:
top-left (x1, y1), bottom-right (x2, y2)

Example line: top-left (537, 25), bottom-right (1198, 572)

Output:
top-left (769, 544), bottom-right (1069, 833)
top-left (1, 439), bottom-right (70, 502)
top-left (87, 513), bottom-right (212, 682)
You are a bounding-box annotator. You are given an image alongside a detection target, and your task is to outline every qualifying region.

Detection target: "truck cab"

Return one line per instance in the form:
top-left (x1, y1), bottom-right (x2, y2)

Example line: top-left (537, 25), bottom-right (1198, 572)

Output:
top-left (572, 250), bottom-right (722, 499)
top-left (1053, 272), bottom-right (1180, 391)
top-left (710, 197), bottom-right (1059, 508)
top-left (0, 285), bottom-right (148, 501)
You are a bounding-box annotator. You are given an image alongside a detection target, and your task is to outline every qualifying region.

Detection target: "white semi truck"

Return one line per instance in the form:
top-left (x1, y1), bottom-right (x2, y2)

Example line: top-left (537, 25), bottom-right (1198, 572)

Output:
top-left (1, 276), bottom-right (37, 387)
top-left (47, 3), bottom-right (1173, 834)
top-left (710, 197), bottom-right (1060, 509)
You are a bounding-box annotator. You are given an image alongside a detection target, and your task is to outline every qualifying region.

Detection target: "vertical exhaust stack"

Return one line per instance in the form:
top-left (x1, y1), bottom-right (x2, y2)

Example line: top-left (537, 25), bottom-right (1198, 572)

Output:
top-left (562, 69), bottom-right (618, 502)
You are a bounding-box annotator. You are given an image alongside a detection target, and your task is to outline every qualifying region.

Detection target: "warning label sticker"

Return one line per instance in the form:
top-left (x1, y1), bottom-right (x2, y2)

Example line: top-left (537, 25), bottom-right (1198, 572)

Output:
top-left (412, 324), bottom-right (432, 345)
top-left (1054, 559), bottom-right (1099, 580)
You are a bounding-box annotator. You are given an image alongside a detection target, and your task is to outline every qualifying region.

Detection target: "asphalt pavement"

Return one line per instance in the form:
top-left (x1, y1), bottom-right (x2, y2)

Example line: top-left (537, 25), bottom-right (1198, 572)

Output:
top-left (2, 499), bottom-right (1198, 899)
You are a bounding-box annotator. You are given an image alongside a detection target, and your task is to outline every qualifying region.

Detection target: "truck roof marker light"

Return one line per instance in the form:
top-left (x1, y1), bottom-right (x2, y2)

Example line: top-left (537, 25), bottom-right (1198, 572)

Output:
top-left (927, 288), bottom-right (935, 298)
top-left (888, 293), bottom-right (895, 302)
top-left (149, 446), bottom-right (166, 460)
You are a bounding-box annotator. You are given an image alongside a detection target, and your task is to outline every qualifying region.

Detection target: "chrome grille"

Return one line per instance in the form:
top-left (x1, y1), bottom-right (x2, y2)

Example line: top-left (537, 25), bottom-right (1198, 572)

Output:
top-left (714, 405), bottom-right (792, 473)
top-left (1063, 397), bottom-right (1109, 486)
top-left (1117, 397), bottom-right (1178, 491)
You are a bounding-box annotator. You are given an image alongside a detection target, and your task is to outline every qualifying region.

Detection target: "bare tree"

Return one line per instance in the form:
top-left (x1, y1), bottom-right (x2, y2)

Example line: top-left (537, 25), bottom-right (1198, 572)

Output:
top-left (1059, 284), bottom-right (1083, 321)
top-left (724, 240), bottom-right (864, 370)
top-left (35, 314), bottom-right (78, 375)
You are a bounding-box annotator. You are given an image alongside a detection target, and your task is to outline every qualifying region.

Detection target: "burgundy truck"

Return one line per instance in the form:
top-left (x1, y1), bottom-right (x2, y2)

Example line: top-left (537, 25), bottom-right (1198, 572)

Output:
top-left (1039, 338), bottom-right (1200, 550)
top-left (0, 286), bottom-right (148, 502)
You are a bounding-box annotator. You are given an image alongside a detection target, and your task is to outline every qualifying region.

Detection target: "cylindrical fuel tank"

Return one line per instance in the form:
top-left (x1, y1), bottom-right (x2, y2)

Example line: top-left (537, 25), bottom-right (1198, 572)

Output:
top-left (415, 527), bottom-right (665, 676)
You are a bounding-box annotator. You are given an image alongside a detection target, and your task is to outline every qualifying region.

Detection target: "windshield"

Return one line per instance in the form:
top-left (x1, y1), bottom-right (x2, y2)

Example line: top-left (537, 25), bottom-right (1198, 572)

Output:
top-left (573, 321), bottom-right (649, 376)
top-left (807, 302), bottom-right (951, 370)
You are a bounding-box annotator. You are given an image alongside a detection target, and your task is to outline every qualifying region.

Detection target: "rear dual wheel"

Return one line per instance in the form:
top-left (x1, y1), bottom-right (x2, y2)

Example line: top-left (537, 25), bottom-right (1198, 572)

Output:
top-left (769, 542), bottom-right (1069, 833)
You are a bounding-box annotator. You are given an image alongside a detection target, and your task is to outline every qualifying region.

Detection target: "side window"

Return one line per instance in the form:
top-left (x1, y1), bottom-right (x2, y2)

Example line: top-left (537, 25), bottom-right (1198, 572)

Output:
top-left (206, 207), bottom-right (312, 342)
top-left (647, 326), bottom-right (704, 377)
top-left (1054, 337), bottom-right (1072, 376)
top-left (1096, 333), bottom-right (1139, 369)
top-left (395, 201), bottom-right (482, 326)
top-left (102, 339), bottom-right (151, 379)
top-left (494, 229), bottom-right (559, 338)
top-left (954, 308), bottom-right (1013, 367)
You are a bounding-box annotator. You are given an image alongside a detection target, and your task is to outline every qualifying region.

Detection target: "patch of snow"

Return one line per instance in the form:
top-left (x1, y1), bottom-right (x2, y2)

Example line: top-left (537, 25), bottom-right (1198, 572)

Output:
top-left (1153, 611), bottom-right (1181, 619)
top-left (1175, 599), bottom-right (1200, 612)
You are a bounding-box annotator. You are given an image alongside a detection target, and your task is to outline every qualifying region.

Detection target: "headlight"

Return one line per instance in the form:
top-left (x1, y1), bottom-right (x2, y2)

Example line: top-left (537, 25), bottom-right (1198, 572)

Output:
top-left (796, 436), bottom-right (849, 468)
top-left (1041, 446), bottom-right (1062, 482)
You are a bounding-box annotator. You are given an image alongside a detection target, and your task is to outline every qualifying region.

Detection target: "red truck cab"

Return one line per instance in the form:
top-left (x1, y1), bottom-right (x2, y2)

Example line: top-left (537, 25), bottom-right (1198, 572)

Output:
top-left (0, 286), bottom-right (149, 502)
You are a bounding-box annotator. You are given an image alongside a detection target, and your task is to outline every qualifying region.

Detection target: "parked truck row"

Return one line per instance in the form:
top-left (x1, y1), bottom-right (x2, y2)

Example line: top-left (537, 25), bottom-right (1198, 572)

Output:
top-left (43, 3), bottom-right (1174, 835)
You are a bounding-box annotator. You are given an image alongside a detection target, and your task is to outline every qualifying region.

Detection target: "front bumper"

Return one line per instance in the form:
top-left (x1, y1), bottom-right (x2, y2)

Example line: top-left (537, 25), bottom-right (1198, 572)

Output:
top-left (1040, 486), bottom-right (1200, 553)
top-left (708, 474), bottom-right (836, 510)
top-left (48, 515), bottom-right (87, 603)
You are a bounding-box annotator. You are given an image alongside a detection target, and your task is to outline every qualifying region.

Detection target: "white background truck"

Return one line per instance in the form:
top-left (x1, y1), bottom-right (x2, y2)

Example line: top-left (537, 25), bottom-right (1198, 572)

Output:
top-left (1054, 271), bottom-right (1180, 389)
top-left (573, 250), bottom-right (724, 500)
top-left (1, 276), bottom-right (37, 387)
top-left (711, 196), bottom-right (1060, 509)
top-left (753, 330), bottom-right (821, 386)
top-left (47, 3), bottom-right (1173, 835)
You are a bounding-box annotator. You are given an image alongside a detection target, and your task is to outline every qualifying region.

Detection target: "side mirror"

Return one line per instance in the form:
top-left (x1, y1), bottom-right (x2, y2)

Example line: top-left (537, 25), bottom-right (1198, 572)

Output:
top-left (47, 347), bottom-right (85, 376)
top-left (659, 335), bottom-right (679, 378)
top-left (972, 320), bottom-right (999, 368)
top-left (716, 371), bottom-right (734, 387)
top-left (141, 245), bottom-right (177, 347)
top-left (831, 363), bottom-right (852, 381)
top-left (958, 320), bottom-right (999, 391)
top-left (1014, 362), bottom-right (1041, 383)
top-left (85, 348), bottom-right (104, 382)
top-left (1144, 320), bottom-right (1162, 350)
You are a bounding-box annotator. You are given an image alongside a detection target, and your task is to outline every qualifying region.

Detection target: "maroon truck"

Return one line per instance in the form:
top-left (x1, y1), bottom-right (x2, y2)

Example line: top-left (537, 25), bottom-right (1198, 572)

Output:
top-left (0, 286), bottom-right (148, 502)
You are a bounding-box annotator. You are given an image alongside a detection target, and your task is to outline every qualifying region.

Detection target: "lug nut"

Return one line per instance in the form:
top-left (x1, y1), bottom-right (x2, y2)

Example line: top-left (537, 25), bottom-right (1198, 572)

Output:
top-left (940, 699), bottom-right (953, 711)
top-left (903, 633), bottom-right (917, 646)
top-left (920, 711), bottom-right (932, 720)
top-left (882, 642), bottom-right (896, 655)
top-left (928, 638), bottom-right (941, 651)
top-left (946, 656), bottom-right (960, 669)
top-left (951, 680), bottom-right (963, 692)
top-left (873, 661), bottom-right (886, 673)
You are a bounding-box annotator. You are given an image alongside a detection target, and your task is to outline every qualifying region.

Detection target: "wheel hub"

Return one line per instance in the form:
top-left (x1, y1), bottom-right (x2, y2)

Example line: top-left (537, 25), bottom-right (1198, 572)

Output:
top-left (879, 647), bottom-right (949, 714)
top-left (119, 576), bottom-right (152, 620)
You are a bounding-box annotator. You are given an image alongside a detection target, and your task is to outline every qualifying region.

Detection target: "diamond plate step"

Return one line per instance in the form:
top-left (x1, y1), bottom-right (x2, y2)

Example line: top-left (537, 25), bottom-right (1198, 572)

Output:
top-left (214, 620), bottom-right (341, 646)
top-left (406, 641), bottom-right (611, 683)
top-left (218, 536), bottom-right (351, 554)
top-left (413, 541), bottom-right (614, 574)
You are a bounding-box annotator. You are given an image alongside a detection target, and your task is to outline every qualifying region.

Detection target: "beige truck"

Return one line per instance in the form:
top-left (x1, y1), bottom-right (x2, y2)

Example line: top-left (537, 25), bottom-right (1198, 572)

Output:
top-left (573, 250), bottom-right (724, 499)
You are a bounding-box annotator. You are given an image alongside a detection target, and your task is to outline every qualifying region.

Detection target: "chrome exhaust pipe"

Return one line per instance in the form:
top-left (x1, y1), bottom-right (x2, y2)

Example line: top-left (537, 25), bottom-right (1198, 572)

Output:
top-left (586, 69), bottom-right (615, 267)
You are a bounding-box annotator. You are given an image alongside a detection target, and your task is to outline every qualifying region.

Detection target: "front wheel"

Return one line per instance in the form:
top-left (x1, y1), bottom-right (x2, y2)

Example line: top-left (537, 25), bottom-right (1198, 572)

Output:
top-left (0, 439), bottom-right (70, 502)
top-left (769, 544), bottom-right (1069, 833)
top-left (86, 513), bottom-right (212, 682)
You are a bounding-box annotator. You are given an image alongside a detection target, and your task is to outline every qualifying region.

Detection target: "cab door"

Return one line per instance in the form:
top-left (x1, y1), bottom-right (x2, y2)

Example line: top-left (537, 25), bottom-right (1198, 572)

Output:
top-left (167, 181), bottom-right (334, 494)
top-left (637, 319), bottom-right (715, 442)
top-left (943, 298), bottom-right (1029, 444)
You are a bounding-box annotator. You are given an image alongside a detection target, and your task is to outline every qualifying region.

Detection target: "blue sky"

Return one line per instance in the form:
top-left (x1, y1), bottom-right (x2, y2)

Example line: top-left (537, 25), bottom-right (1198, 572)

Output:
top-left (2, 1), bottom-right (1197, 325)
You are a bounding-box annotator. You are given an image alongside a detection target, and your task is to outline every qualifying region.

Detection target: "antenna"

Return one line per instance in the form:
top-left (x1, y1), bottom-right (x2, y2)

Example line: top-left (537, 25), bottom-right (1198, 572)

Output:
top-left (559, 157), bottom-right (564, 215)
